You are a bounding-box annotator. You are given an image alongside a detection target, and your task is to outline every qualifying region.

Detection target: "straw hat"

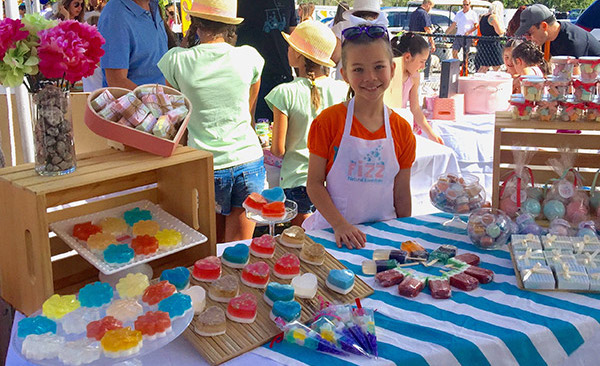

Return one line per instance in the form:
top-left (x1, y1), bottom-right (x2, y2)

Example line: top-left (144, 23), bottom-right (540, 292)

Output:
top-left (281, 20), bottom-right (336, 68)
top-left (183, 0), bottom-right (243, 25)
top-left (343, 0), bottom-right (382, 19)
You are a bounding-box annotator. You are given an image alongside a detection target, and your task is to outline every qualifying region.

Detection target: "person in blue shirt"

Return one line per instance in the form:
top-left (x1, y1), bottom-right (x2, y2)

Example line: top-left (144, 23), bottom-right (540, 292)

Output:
top-left (98, 0), bottom-right (168, 88)
top-left (408, 0), bottom-right (436, 79)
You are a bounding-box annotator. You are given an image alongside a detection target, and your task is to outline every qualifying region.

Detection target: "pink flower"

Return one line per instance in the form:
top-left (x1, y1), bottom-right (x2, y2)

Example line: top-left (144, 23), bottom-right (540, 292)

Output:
top-left (37, 20), bottom-right (105, 83)
top-left (0, 18), bottom-right (29, 57)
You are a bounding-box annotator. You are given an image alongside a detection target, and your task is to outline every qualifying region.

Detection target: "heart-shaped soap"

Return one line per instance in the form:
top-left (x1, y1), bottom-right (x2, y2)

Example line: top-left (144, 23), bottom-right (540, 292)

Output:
top-left (222, 243), bottom-right (249, 268)
top-left (181, 285), bottom-right (206, 314)
top-left (270, 300), bottom-right (302, 322)
top-left (227, 293), bottom-right (257, 323)
top-left (241, 261), bottom-right (270, 288)
top-left (208, 274), bottom-right (239, 303)
top-left (192, 256), bottom-right (221, 282)
top-left (291, 273), bottom-right (318, 299)
top-left (195, 306), bottom-right (226, 336)
top-left (264, 282), bottom-right (295, 306)
top-left (326, 269), bottom-right (355, 294)
top-left (250, 234), bottom-right (276, 258)
top-left (261, 187), bottom-right (285, 202)
top-left (160, 266), bottom-right (190, 291)
top-left (280, 226), bottom-right (305, 248)
top-left (274, 253), bottom-right (300, 279)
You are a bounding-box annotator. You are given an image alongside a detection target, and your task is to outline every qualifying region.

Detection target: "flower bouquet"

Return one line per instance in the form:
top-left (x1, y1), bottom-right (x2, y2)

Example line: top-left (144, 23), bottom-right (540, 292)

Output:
top-left (0, 15), bottom-right (105, 175)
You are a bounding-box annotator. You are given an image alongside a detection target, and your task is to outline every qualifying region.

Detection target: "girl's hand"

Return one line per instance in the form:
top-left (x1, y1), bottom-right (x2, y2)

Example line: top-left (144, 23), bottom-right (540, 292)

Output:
top-left (430, 133), bottom-right (444, 145)
top-left (333, 222), bottom-right (366, 249)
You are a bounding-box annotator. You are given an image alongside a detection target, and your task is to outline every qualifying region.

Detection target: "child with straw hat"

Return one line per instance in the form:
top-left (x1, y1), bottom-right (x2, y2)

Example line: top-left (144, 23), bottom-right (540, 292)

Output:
top-left (157, 0), bottom-right (266, 242)
top-left (265, 20), bottom-right (348, 226)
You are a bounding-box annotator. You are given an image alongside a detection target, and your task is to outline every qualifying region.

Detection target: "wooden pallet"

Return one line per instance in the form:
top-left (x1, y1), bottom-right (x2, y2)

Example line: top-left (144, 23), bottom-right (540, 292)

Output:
top-left (492, 111), bottom-right (600, 208)
top-left (183, 236), bottom-right (374, 365)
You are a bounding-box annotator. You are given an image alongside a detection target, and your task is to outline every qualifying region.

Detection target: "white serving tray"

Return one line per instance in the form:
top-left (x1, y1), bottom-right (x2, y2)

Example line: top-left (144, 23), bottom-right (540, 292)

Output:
top-left (50, 200), bottom-right (208, 275)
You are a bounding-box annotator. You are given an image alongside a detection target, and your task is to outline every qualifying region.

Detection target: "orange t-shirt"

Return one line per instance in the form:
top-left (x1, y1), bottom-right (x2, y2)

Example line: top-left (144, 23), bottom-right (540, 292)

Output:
top-left (307, 103), bottom-right (416, 175)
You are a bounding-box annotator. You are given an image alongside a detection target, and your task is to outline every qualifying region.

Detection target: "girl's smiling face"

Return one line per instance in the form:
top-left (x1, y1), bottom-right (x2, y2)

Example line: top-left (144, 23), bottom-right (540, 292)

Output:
top-left (404, 49), bottom-right (429, 76)
top-left (503, 47), bottom-right (516, 74)
top-left (341, 40), bottom-right (395, 102)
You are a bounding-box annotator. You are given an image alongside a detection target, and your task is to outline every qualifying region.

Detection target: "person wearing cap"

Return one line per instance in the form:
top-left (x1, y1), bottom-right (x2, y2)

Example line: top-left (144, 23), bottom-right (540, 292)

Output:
top-left (236, 0), bottom-right (298, 122)
top-left (158, 0), bottom-right (266, 243)
top-left (515, 4), bottom-right (600, 57)
top-left (265, 20), bottom-right (347, 226)
top-left (409, 0), bottom-right (436, 79)
top-left (98, 0), bottom-right (168, 88)
top-left (446, 0), bottom-right (479, 60)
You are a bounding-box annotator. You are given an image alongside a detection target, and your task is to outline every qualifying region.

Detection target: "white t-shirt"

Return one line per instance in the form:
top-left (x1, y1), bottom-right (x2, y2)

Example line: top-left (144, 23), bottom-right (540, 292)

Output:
top-left (454, 10), bottom-right (478, 35)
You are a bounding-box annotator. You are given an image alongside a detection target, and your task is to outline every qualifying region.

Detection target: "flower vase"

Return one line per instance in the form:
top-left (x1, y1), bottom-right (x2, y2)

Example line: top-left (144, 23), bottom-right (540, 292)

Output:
top-left (31, 82), bottom-right (76, 176)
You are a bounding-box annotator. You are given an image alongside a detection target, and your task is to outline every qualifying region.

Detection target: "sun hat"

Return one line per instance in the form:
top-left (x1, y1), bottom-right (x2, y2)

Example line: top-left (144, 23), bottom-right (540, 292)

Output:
top-left (281, 20), bottom-right (337, 68)
top-left (342, 0), bottom-right (382, 19)
top-left (514, 4), bottom-right (555, 37)
top-left (183, 0), bottom-right (243, 25)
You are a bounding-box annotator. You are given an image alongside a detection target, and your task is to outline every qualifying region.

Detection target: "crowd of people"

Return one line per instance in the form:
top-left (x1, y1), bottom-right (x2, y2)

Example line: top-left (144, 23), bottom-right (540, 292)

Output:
top-left (11, 0), bottom-right (600, 248)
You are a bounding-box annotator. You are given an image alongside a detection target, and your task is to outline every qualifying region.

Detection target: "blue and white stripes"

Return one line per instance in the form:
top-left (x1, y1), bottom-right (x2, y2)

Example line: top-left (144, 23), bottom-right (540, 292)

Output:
top-left (259, 213), bottom-right (600, 366)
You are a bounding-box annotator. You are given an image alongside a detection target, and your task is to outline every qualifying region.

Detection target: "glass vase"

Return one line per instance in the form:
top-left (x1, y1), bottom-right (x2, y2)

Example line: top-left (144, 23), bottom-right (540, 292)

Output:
top-left (31, 82), bottom-right (76, 176)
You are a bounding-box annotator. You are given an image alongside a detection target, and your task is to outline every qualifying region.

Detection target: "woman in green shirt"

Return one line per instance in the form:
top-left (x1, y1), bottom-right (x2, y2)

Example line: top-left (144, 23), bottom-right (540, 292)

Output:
top-left (158, 0), bottom-right (265, 242)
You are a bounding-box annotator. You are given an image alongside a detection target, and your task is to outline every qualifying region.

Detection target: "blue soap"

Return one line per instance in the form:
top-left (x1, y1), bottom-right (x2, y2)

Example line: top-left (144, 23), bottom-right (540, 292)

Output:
top-left (222, 243), bottom-right (249, 265)
top-left (103, 244), bottom-right (134, 264)
top-left (123, 207), bottom-right (152, 226)
top-left (261, 187), bottom-right (285, 202)
top-left (272, 300), bottom-right (302, 322)
top-left (265, 282), bottom-right (294, 305)
top-left (160, 266), bottom-right (190, 291)
top-left (18, 316), bottom-right (57, 338)
top-left (327, 269), bottom-right (355, 290)
top-left (158, 293), bottom-right (192, 318)
top-left (79, 282), bottom-right (113, 307)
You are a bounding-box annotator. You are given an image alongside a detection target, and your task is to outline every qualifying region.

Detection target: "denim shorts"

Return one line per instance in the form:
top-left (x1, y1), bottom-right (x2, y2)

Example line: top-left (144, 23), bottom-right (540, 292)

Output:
top-left (214, 158), bottom-right (265, 215)
top-left (284, 186), bottom-right (315, 214)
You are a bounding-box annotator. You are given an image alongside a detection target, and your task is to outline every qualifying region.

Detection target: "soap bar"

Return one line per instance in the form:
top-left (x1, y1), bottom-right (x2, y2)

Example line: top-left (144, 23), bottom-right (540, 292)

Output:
top-left (521, 263), bottom-right (555, 290)
top-left (262, 187), bottom-right (286, 202)
top-left (300, 241), bottom-right (325, 265)
top-left (262, 201), bottom-right (286, 221)
top-left (243, 192), bottom-right (267, 214)
top-left (326, 269), bottom-right (355, 295)
top-left (222, 243), bottom-right (250, 269)
top-left (274, 253), bottom-right (301, 279)
top-left (429, 277), bottom-right (452, 299)
top-left (280, 226), bottom-right (305, 248)
top-left (270, 300), bottom-right (302, 323)
top-left (511, 234), bottom-right (542, 251)
top-left (208, 274), bottom-right (239, 303)
top-left (544, 250), bottom-right (577, 270)
top-left (192, 256), bottom-right (221, 282)
top-left (555, 263), bottom-right (590, 290)
top-left (372, 249), bottom-right (407, 263)
top-left (464, 266), bottom-right (494, 284)
top-left (194, 306), bottom-right (226, 336)
top-left (375, 269), bottom-right (404, 287)
top-left (158, 293), bottom-right (192, 319)
top-left (264, 282), bottom-right (295, 306)
top-left (142, 281), bottom-right (176, 306)
top-left (397, 276), bottom-right (424, 297)
top-left (361, 259), bottom-right (397, 275)
top-left (250, 234), bottom-right (276, 258)
top-left (241, 261), bottom-right (270, 288)
top-left (160, 266), bottom-right (190, 291)
top-left (449, 273), bottom-right (479, 291)
top-left (291, 273), bottom-right (318, 299)
top-left (401, 240), bottom-right (425, 253)
top-left (227, 293), bottom-right (258, 323)
top-left (181, 286), bottom-right (206, 315)
top-left (134, 311), bottom-right (172, 340)
top-left (409, 250), bottom-right (429, 262)
top-left (542, 234), bottom-right (573, 251)
top-left (454, 253), bottom-right (480, 266)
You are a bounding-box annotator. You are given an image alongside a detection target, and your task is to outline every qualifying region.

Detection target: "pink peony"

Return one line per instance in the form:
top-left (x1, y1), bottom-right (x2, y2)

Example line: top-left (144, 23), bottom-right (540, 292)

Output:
top-left (37, 20), bottom-right (105, 83)
top-left (0, 18), bottom-right (29, 57)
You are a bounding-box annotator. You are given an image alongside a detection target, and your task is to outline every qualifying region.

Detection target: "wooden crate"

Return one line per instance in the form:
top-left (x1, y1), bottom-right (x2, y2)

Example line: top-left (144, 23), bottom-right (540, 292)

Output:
top-left (492, 112), bottom-right (600, 208)
top-left (0, 146), bottom-right (216, 315)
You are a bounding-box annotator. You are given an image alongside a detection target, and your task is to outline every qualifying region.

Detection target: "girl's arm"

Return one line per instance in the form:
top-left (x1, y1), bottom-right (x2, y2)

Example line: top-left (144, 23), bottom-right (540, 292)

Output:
top-left (490, 14), bottom-right (505, 36)
top-left (394, 168), bottom-right (412, 218)
top-left (270, 107), bottom-right (288, 157)
top-left (409, 76), bottom-right (444, 144)
top-left (249, 80), bottom-right (261, 127)
top-left (306, 153), bottom-right (366, 249)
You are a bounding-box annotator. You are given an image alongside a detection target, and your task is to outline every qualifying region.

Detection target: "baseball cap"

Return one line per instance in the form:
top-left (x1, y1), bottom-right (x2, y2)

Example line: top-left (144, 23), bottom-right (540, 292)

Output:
top-left (515, 4), bottom-right (555, 37)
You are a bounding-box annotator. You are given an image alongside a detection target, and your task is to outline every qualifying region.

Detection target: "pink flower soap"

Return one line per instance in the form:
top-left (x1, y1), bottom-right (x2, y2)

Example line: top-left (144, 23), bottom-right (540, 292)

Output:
top-left (241, 261), bottom-right (270, 288)
top-left (226, 293), bottom-right (257, 324)
top-left (274, 253), bottom-right (300, 279)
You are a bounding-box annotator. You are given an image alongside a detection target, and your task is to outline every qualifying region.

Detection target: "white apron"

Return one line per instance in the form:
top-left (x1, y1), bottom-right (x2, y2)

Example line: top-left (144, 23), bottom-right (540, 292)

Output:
top-left (302, 98), bottom-right (400, 230)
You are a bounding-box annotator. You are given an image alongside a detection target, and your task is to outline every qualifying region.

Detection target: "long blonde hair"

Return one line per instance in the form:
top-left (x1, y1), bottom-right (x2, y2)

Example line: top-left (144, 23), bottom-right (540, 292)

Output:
top-left (489, 1), bottom-right (504, 21)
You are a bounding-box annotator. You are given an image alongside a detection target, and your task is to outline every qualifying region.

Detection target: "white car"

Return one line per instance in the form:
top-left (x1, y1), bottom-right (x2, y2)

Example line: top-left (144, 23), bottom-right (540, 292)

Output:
top-left (383, 6), bottom-right (455, 35)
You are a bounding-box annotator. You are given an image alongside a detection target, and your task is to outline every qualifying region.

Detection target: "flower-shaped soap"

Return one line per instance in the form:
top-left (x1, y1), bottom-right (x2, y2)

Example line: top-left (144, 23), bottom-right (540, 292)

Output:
top-left (103, 244), bottom-right (134, 264)
top-left (142, 280), bottom-right (176, 306)
top-left (132, 220), bottom-right (160, 236)
top-left (134, 311), bottom-right (172, 340)
top-left (18, 316), bottom-right (56, 338)
top-left (123, 207), bottom-right (152, 226)
top-left (79, 282), bottom-right (113, 307)
top-left (155, 229), bottom-right (182, 247)
top-left (42, 294), bottom-right (80, 320)
top-left (87, 232), bottom-right (116, 251)
top-left (131, 235), bottom-right (159, 255)
top-left (160, 266), bottom-right (190, 291)
top-left (106, 299), bottom-right (144, 323)
top-left (87, 316), bottom-right (123, 341)
top-left (158, 293), bottom-right (192, 319)
top-left (21, 333), bottom-right (65, 361)
top-left (72, 221), bottom-right (101, 241)
top-left (101, 327), bottom-right (143, 358)
top-left (98, 217), bottom-right (128, 236)
top-left (58, 339), bottom-right (101, 366)
top-left (116, 273), bottom-right (150, 299)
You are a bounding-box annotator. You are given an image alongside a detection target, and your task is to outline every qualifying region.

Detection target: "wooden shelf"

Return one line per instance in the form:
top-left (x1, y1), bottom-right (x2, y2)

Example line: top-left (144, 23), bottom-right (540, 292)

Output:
top-left (0, 146), bottom-right (216, 315)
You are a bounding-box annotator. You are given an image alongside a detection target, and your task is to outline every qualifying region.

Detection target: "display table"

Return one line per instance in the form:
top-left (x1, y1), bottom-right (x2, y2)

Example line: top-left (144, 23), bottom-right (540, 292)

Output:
top-left (7, 213), bottom-right (600, 366)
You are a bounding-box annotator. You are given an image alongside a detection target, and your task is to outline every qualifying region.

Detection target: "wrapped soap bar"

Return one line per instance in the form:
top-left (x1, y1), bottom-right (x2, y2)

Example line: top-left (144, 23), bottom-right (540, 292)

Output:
top-left (576, 251), bottom-right (600, 269)
top-left (521, 262), bottom-right (555, 290)
top-left (428, 245), bottom-right (457, 265)
top-left (511, 234), bottom-right (542, 251)
top-left (372, 249), bottom-right (407, 263)
top-left (544, 249), bottom-right (577, 270)
top-left (166, 105), bottom-right (189, 125)
top-left (545, 76), bottom-right (570, 101)
top-left (135, 84), bottom-right (164, 99)
top-left (375, 269), bottom-right (405, 287)
top-left (542, 234), bottom-right (573, 251)
top-left (588, 267), bottom-right (600, 291)
top-left (409, 250), bottom-right (429, 262)
top-left (449, 272), bottom-right (479, 291)
top-left (555, 262), bottom-right (590, 290)
top-left (510, 94), bottom-right (534, 120)
top-left (559, 99), bottom-right (585, 121)
top-left (135, 113), bottom-right (158, 133)
top-left (153, 115), bottom-right (176, 139)
top-left (397, 276), bottom-right (425, 297)
top-left (141, 94), bottom-right (163, 118)
top-left (98, 101), bottom-right (121, 122)
top-left (117, 117), bottom-right (134, 128)
top-left (156, 91), bottom-right (173, 113)
top-left (463, 266), bottom-right (494, 284)
top-left (401, 240), bottom-right (425, 254)
top-left (361, 260), bottom-right (397, 275)
top-left (515, 248), bottom-right (547, 271)
top-left (454, 253), bottom-right (480, 266)
top-left (112, 93), bottom-right (150, 126)
top-left (573, 235), bottom-right (600, 254)
top-left (168, 94), bottom-right (186, 107)
top-left (91, 90), bottom-right (116, 112)
top-left (520, 76), bottom-right (545, 102)
top-left (573, 79), bottom-right (596, 103)
top-left (428, 277), bottom-right (451, 299)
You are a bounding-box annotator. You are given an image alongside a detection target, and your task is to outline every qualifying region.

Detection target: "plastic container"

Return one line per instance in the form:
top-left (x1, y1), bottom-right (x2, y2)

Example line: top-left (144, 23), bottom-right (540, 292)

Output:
top-left (458, 72), bottom-right (512, 114)
top-left (572, 78), bottom-right (597, 103)
top-left (551, 56), bottom-right (576, 80)
top-left (587, 99), bottom-right (600, 122)
top-left (544, 76), bottom-right (571, 101)
top-left (85, 85), bottom-right (192, 157)
top-left (520, 76), bottom-right (545, 102)
top-left (578, 56), bottom-right (600, 83)
top-left (559, 97), bottom-right (586, 122)
top-left (536, 97), bottom-right (558, 121)
top-left (467, 208), bottom-right (512, 250)
top-left (509, 94), bottom-right (534, 120)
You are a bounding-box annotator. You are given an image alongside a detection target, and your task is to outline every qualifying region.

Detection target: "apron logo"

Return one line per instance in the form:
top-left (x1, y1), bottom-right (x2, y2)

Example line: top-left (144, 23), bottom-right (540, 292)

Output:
top-left (347, 146), bottom-right (385, 183)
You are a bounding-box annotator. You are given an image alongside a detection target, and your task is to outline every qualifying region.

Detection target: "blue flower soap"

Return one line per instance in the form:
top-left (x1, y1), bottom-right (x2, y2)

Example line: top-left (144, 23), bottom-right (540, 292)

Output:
top-left (261, 187), bottom-right (285, 202)
top-left (123, 207), bottom-right (152, 226)
top-left (264, 282), bottom-right (294, 306)
top-left (18, 316), bottom-right (57, 338)
top-left (160, 266), bottom-right (190, 291)
top-left (222, 243), bottom-right (249, 269)
top-left (79, 282), bottom-right (113, 307)
top-left (270, 300), bottom-right (301, 322)
top-left (103, 244), bottom-right (134, 264)
top-left (326, 269), bottom-right (355, 294)
top-left (158, 293), bottom-right (192, 319)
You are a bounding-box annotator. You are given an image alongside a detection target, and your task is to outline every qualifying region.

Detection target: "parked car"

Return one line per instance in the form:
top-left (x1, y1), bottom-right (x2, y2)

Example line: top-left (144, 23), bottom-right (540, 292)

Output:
top-left (383, 6), bottom-right (455, 35)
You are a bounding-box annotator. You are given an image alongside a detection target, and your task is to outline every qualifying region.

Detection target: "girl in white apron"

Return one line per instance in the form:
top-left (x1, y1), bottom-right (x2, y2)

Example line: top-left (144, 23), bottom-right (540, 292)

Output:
top-left (303, 25), bottom-right (416, 249)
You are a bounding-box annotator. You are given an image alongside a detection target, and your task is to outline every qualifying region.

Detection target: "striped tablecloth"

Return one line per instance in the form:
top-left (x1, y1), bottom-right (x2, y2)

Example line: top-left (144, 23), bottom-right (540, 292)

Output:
top-left (255, 213), bottom-right (600, 366)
